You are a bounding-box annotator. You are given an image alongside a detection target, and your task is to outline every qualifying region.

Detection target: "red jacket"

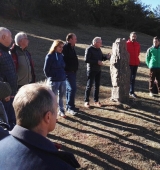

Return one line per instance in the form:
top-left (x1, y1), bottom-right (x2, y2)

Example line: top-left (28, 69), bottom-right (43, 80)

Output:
top-left (126, 40), bottom-right (140, 66)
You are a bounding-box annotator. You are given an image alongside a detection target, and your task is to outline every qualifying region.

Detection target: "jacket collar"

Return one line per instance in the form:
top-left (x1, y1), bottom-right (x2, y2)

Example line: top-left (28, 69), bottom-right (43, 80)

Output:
top-left (11, 43), bottom-right (27, 52)
top-left (90, 44), bottom-right (100, 50)
top-left (152, 45), bottom-right (159, 49)
top-left (127, 39), bottom-right (137, 43)
top-left (9, 125), bottom-right (58, 152)
top-left (0, 43), bottom-right (9, 51)
top-left (66, 42), bottom-right (75, 49)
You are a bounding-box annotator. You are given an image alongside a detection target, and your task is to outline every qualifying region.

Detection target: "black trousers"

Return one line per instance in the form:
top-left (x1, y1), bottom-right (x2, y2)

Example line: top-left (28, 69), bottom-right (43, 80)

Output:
top-left (84, 71), bottom-right (101, 102)
top-left (149, 68), bottom-right (160, 92)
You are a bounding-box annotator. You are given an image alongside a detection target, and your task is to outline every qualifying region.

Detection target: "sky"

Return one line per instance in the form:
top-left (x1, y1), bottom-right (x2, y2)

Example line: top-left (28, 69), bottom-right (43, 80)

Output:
top-left (141, 0), bottom-right (160, 9)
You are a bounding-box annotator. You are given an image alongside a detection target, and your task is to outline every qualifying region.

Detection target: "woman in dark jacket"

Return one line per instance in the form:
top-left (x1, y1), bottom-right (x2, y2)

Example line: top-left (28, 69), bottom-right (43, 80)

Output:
top-left (43, 40), bottom-right (66, 117)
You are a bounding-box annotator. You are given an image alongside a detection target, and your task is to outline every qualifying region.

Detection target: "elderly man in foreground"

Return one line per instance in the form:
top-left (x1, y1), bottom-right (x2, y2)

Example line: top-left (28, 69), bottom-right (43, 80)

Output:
top-left (0, 83), bottom-right (80, 170)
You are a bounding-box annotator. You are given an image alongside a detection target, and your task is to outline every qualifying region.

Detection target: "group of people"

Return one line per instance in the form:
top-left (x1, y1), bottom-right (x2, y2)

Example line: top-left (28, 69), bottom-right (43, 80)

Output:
top-left (44, 33), bottom-right (79, 117)
top-left (0, 27), bottom-right (35, 130)
top-left (127, 32), bottom-right (160, 98)
top-left (43, 34), bottom-right (111, 118)
top-left (0, 26), bottom-right (159, 169)
top-left (0, 28), bottom-right (80, 169)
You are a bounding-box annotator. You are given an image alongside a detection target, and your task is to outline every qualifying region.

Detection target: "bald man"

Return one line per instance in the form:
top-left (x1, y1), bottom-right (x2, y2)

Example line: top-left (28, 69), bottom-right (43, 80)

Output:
top-left (0, 27), bottom-right (17, 130)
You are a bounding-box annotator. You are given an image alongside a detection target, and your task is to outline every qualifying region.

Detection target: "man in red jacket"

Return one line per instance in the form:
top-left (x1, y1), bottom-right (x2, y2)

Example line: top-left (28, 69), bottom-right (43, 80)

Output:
top-left (126, 32), bottom-right (140, 98)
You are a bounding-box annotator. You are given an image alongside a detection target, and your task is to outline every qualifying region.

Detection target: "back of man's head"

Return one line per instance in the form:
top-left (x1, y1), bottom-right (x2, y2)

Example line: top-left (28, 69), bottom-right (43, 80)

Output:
top-left (13, 83), bottom-right (56, 130)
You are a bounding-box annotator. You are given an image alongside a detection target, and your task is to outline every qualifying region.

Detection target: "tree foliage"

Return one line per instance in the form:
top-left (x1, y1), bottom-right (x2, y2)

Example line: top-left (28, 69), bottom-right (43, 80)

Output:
top-left (0, 0), bottom-right (160, 36)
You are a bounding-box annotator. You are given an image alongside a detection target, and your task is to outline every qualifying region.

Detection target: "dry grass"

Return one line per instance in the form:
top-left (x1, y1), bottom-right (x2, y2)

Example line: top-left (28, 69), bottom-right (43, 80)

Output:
top-left (1, 17), bottom-right (160, 170)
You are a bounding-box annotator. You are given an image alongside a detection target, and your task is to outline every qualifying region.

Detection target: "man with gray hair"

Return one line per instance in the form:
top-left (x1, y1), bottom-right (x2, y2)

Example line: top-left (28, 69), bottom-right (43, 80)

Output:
top-left (0, 27), bottom-right (17, 130)
top-left (84, 37), bottom-right (110, 108)
top-left (10, 32), bottom-right (35, 89)
top-left (0, 83), bottom-right (80, 169)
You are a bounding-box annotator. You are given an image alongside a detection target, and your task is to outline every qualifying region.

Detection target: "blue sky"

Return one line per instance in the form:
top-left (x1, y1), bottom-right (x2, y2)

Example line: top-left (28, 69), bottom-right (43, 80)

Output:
top-left (141, 0), bottom-right (159, 9)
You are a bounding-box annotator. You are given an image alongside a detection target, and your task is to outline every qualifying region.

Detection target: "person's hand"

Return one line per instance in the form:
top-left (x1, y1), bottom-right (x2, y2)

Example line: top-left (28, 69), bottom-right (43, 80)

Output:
top-left (98, 60), bottom-right (103, 65)
top-left (4, 96), bottom-right (10, 102)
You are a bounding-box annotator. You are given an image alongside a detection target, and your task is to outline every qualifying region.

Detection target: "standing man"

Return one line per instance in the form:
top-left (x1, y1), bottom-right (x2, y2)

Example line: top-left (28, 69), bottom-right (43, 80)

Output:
top-left (0, 83), bottom-right (80, 169)
top-left (62, 33), bottom-right (79, 115)
top-left (126, 32), bottom-right (140, 98)
top-left (10, 32), bottom-right (35, 89)
top-left (84, 37), bottom-right (110, 108)
top-left (0, 27), bottom-right (17, 130)
top-left (146, 36), bottom-right (160, 97)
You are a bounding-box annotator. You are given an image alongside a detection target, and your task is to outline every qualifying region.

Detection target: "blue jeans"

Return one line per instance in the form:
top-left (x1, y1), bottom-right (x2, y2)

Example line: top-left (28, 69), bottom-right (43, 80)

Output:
top-left (47, 80), bottom-right (66, 112)
top-left (2, 98), bottom-right (16, 130)
top-left (129, 65), bottom-right (138, 94)
top-left (66, 72), bottom-right (77, 110)
top-left (84, 71), bottom-right (101, 102)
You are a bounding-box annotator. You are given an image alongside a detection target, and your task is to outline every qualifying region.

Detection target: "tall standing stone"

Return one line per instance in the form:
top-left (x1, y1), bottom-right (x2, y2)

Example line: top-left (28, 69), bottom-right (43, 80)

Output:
top-left (110, 38), bottom-right (130, 102)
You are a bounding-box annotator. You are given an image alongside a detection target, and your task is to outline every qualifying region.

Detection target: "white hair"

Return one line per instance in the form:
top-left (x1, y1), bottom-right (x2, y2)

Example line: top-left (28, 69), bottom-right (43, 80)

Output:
top-left (0, 27), bottom-right (10, 38)
top-left (15, 32), bottom-right (27, 45)
top-left (92, 37), bottom-right (101, 45)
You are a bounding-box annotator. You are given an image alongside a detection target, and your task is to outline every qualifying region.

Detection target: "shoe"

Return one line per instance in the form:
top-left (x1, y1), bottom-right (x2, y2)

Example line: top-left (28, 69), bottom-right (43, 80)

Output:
top-left (84, 102), bottom-right (90, 108)
top-left (66, 107), bottom-right (79, 111)
top-left (129, 93), bottom-right (137, 98)
top-left (58, 111), bottom-right (66, 118)
top-left (149, 92), bottom-right (153, 97)
top-left (67, 109), bottom-right (77, 116)
top-left (94, 101), bottom-right (101, 107)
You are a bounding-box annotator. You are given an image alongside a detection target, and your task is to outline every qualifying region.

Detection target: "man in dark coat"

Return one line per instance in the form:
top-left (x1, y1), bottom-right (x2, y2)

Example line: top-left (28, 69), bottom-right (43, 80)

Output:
top-left (0, 27), bottom-right (17, 130)
top-left (62, 33), bottom-right (79, 115)
top-left (0, 83), bottom-right (80, 170)
top-left (84, 37), bottom-right (110, 108)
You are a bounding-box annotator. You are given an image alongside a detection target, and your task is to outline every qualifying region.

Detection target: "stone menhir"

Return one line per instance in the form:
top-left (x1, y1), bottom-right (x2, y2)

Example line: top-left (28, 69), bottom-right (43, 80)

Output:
top-left (110, 38), bottom-right (130, 102)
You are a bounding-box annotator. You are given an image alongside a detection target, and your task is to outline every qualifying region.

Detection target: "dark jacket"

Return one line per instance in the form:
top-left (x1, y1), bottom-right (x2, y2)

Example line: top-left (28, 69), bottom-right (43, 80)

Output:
top-left (0, 43), bottom-right (17, 95)
top-left (0, 125), bottom-right (80, 170)
top-left (10, 44), bottom-right (36, 84)
top-left (0, 81), bottom-right (11, 99)
top-left (62, 43), bottom-right (78, 72)
top-left (43, 52), bottom-right (66, 82)
top-left (0, 126), bottom-right (9, 140)
top-left (126, 40), bottom-right (140, 66)
top-left (84, 45), bottom-right (107, 72)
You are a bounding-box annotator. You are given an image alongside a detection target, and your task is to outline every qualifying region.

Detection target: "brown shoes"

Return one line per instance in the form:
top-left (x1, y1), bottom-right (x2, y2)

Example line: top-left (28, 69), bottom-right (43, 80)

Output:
top-left (84, 101), bottom-right (101, 108)
top-left (94, 102), bottom-right (101, 107)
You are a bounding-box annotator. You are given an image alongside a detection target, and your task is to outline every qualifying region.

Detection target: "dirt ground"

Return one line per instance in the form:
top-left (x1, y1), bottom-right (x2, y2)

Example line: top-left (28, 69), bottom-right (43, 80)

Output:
top-left (1, 17), bottom-right (160, 170)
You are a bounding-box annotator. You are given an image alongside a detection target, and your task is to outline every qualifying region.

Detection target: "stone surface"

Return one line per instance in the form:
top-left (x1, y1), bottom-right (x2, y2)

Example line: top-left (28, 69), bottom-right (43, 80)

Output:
top-left (110, 38), bottom-right (130, 103)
